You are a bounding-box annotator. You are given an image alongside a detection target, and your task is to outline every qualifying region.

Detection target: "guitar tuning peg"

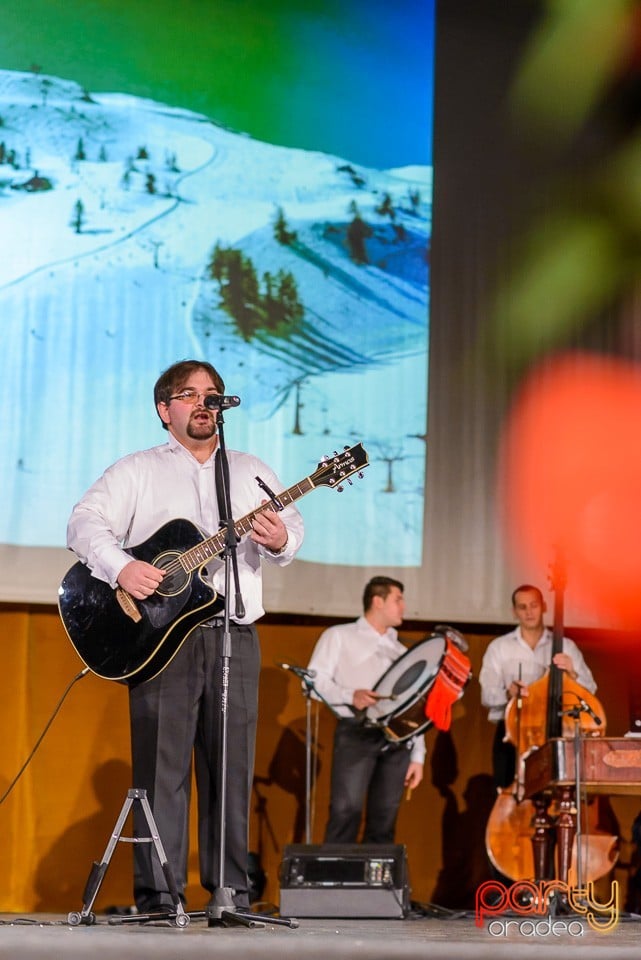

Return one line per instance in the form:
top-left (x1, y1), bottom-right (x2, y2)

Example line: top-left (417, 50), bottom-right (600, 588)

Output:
top-left (320, 455), bottom-right (328, 463)
top-left (333, 450), bottom-right (338, 457)
top-left (336, 485), bottom-right (344, 492)
top-left (358, 472), bottom-right (364, 479)
top-left (347, 478), bottom-right (353, 485)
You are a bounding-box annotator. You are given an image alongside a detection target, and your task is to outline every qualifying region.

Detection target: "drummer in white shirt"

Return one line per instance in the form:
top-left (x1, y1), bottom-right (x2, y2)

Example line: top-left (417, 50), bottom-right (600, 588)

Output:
top-left (307, 576), bottom-right (424, 844)
top-left (479, 583), bottom-right (596, 788)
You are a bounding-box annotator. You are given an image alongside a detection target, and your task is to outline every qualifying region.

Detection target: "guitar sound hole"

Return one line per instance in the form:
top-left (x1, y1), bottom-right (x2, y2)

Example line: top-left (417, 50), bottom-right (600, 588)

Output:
top-left (153, 553), bottom-right (191, 597)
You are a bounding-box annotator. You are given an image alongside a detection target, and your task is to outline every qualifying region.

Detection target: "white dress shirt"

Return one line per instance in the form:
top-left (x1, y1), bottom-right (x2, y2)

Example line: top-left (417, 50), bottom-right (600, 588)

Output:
top-left (307, 616), bottom-right (426, 763)
top-left (66, 433), bottom-right (304, 625)
top-left (479, 626), bottom-right (596, 722)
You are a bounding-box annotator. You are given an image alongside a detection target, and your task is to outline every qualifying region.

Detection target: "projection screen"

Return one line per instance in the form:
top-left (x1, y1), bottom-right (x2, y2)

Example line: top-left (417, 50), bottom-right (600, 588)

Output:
top-left (0, 0), bottom-right (436, 618)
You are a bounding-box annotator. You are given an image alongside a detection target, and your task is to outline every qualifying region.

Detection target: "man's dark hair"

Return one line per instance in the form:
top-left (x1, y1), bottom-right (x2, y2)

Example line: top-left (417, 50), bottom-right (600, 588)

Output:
top-left (511, 584), bottom-right (544, 607)
top-left (153, 360), bottom-right (225, 430)
top-left (362, 576), bottom-right (404, 613)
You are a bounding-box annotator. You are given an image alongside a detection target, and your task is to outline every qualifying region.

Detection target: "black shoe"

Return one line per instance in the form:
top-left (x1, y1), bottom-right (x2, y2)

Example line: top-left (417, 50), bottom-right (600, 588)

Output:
top-left (137, 899), bottom-right (182, 921)
top-left (234, 891), bottom-right (250, 911)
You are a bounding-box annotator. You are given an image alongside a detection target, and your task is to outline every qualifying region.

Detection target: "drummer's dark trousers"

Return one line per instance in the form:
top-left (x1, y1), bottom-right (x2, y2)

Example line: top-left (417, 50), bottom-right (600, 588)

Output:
top-left (324, 720), bottom-right (412, 844)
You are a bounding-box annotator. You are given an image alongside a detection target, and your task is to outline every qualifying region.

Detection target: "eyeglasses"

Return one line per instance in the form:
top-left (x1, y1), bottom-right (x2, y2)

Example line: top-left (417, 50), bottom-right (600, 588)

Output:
top-left (167, 390), bottom-right (220, 405)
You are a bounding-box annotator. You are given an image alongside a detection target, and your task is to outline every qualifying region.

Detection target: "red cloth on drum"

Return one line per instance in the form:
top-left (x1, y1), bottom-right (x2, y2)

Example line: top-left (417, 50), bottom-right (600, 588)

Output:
top-left (424, 640), bottom-right (471, 731)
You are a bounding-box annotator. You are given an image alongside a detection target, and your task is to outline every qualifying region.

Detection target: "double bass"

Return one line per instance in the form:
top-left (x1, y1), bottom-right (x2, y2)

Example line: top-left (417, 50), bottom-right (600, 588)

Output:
top-left (485, 564), bottom-right (615, 883)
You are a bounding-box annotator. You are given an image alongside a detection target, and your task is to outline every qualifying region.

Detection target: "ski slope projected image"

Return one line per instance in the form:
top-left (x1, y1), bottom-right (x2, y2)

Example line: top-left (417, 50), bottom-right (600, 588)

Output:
top-left (0, 48), bottom-right (430, 580)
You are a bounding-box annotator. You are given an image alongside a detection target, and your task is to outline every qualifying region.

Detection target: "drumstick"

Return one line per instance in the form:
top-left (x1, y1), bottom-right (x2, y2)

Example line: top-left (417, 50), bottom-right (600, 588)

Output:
top-left (371, 692), bottom-right (397, 701)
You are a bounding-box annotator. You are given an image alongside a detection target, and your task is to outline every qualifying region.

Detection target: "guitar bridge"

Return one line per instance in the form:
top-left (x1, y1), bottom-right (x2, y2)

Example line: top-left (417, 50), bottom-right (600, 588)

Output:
top-left (115, 587), bottom-right (142, 623)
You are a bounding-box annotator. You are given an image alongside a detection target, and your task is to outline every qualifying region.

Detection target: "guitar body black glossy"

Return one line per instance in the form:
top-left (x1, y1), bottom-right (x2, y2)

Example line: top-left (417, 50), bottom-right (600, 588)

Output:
top-left (58, 519), bottom-right (221, 684)
top-left (58, 442), bottom-right (370, 685)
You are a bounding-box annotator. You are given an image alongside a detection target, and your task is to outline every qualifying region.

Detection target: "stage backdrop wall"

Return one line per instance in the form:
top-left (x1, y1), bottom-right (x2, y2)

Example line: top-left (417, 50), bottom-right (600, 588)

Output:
top-left (0, 0), bottom-right (434, 616)
top-left (0, 607), bottom-right (638, 913)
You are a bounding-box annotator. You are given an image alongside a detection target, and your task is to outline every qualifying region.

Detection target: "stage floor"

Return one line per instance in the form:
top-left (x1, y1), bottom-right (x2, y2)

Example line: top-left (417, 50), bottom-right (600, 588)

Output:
top-left (0, 911), bottom-right (640, 959)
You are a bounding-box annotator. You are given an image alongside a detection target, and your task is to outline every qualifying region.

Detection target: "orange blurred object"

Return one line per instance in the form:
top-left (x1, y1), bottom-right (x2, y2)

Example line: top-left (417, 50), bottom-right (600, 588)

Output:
top-left (500, 352), bottom-right (641, 628)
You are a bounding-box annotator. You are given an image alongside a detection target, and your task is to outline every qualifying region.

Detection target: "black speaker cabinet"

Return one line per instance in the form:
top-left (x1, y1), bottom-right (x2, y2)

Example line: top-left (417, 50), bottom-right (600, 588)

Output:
top-left (279, 843), bottom-right (409, 918)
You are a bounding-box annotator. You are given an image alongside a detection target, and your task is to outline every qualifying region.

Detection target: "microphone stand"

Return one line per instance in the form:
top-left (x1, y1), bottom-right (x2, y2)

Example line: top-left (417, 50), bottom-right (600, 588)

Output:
top-left (205, 409), bottom-right (296, 930)
top-left (302, 672), bottom-right (316, 845)
top-left (289, 670), bottom-right (318, 846)
top-left (566, 706), bottom-right (584, 890)
top-left (278, 664), bottom-right (342, 845)
top-left (559, 704), bottom-right (587, 900)
top-left (571, 709), bottom-right (585, 893)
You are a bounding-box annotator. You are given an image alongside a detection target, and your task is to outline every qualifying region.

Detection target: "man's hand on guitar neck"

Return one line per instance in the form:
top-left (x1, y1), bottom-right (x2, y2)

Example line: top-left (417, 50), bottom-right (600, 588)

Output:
top-left (117, 560), bottom-right (165, 599)
top-left (250, 499), bottom-right (289, 553)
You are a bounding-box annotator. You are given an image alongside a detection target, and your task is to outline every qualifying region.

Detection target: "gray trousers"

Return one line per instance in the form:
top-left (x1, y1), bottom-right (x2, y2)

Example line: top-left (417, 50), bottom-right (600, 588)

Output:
top-left (128, 621), bottom-right (260, 910)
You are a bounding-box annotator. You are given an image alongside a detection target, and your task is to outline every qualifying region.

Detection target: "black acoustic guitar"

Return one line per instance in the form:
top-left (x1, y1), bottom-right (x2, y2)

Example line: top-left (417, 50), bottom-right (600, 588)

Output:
top-left (59, 443), bottom-right (368, 685)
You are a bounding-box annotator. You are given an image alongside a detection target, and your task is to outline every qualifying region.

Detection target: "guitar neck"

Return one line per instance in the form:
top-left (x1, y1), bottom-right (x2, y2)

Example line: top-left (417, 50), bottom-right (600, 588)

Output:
top-left (174, 442), bottom-right (368, 574)
top-left (180, 475), bottom-right (314, 573)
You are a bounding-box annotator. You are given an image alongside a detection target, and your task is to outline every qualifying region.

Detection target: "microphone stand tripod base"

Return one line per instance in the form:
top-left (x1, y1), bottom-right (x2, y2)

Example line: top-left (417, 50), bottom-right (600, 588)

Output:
top-left (206, 887), bottom-right (265, 928)
top-left (206, 888), bottom-right (299, 929)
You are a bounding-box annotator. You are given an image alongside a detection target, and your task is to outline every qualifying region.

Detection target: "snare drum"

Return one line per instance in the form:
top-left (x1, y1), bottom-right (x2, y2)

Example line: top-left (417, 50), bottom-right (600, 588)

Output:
top-left (365, 628), bottom-right (470, 742)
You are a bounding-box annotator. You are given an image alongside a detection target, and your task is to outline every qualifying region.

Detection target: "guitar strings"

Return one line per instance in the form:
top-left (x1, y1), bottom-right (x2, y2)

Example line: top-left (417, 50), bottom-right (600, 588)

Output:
top-left (129, 453), bottom-right (358, 581)
top-left (154, 496), bottom-right (296, 578)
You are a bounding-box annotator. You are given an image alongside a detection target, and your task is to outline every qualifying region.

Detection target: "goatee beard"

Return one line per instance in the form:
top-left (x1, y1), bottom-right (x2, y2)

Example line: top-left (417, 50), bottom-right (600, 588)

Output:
top-left (187, 420), bottom-right (216, 440)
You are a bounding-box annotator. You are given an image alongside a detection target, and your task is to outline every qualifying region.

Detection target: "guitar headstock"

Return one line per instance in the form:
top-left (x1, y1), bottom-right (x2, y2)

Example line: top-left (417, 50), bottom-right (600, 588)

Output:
top-left (311, 443), bottom-right (369, 491)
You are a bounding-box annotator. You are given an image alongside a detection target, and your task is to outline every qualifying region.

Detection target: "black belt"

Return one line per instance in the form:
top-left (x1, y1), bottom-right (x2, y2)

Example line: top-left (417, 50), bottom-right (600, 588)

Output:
top-left (200, 617), bottom-right (226, 628)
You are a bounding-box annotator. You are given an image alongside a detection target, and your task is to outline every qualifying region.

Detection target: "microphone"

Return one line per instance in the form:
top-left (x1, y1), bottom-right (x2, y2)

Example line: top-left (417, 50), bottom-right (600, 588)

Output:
top-left (578, 697), bottom-right (603, 726)
top-left (203, 394), bottom-right (241, 410)
top-left (277, 661), bottom-right (316, 679)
